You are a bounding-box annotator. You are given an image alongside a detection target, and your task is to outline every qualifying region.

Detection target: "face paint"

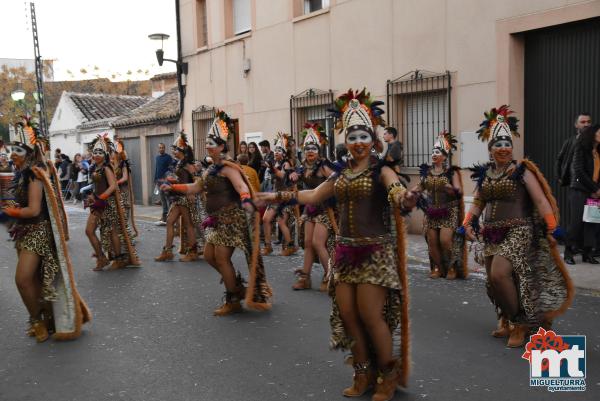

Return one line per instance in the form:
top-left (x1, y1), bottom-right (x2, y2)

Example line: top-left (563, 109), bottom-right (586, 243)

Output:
top-left (10, 146), bottom-right (28, 158)
top-left (492, 140), bottom-right (513, 163)
top-left (346, 131), bottom-right (373, 145)
top-left (206, 138), bottom-right (218, 148)
top-left (492, 139), bottom-right (512, 149)
top-left (304, 145), bottom-right (319, 153)
top-left (432, 148), bottom-right (443, 157)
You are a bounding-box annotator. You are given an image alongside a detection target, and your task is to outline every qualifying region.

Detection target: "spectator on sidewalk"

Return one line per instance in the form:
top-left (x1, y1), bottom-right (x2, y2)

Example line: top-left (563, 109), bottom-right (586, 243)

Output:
top-left (383, 126), bottom-right (404, 173)
top-left (565, 123), bottom-right (600, 265)
top-left (247, 141), bottom-right (263, 180)
top-left (154, 143), bottom-right (173, 226)
top-left (557, 113), bottom-right (592, 187)
top-left (259, 139), bottom-right (274, 191)
top-left (237, 153), bottom-right (260, 193)
top-left (0, 152), bottom-right (12, 172)
top-left (58, 153), bottom-right (72, 200)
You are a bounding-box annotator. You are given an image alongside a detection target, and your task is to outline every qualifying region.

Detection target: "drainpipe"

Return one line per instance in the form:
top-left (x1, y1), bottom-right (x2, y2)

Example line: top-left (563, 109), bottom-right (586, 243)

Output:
top-left (175, 0), bottom-right (185, 126)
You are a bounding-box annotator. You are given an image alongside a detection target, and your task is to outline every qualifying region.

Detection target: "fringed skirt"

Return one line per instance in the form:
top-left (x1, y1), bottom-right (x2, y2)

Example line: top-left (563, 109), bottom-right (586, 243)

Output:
top-left (423, 201), bottom-right (459, 230)
top-left (328, 235), bottom-right (403, 356)
top-left (483, 219), bottom-right (570, 327)
top-left (14, 221), bottom-right (59, 301)
top-left (170, 195), bottom-right (201, 226)
top-left (204, 205), bottom-right (272, 306)
top-left (99, 196), bottom-right (138, 262)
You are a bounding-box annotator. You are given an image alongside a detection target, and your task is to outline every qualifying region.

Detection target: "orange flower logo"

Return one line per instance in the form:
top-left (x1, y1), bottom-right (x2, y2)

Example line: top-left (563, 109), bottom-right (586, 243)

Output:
top-left (522, 327), bottom-right (570, 372)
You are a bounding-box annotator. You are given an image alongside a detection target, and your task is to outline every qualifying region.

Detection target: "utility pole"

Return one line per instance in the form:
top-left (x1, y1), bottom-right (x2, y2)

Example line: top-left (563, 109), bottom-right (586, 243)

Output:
top-left (30, 2), bottom-right (49, 137)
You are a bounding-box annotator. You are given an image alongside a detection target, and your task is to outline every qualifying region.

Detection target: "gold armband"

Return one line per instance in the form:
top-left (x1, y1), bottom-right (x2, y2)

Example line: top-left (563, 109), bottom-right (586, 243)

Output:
top-left (387, 182), bottom-right (406, 205)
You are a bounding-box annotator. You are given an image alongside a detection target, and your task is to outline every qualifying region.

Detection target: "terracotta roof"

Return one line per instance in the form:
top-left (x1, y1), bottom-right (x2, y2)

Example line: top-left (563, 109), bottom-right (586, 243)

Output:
top-left (68, 92), bottom-right (151, 122)
top-left (150, 71), bottom-right (177, 81)
top-left (112, 87), bottom-right (180, 128)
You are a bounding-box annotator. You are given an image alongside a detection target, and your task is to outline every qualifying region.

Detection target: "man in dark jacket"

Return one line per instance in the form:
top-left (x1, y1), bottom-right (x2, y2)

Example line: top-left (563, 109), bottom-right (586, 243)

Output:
top-left (565, 123), bottom-right (599, 265)
top-left (154, 143), bottom-right (173, 225)
top-left (556, 113), bottom-right (592, 187)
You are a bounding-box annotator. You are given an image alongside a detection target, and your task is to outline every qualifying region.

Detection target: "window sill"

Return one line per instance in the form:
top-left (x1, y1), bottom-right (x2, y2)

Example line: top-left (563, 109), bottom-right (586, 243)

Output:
top-left (195, 46), bottom-right (209, 54)
top-left (224, 31), bottom-right (252, 45)
top-left (292, 8), bottom-right (329, 24)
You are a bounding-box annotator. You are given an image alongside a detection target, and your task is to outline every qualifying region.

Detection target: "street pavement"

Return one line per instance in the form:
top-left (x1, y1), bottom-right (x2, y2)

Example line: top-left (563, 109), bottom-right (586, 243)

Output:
top-left (0, 207), bottom-right (599, 401)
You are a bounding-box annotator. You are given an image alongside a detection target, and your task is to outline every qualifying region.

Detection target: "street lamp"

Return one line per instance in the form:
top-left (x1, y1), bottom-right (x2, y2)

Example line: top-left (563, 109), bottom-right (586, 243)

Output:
top-left (148, 32), bottom-right (188, 74)
top-left (11, 89), bottom-right (25, 102)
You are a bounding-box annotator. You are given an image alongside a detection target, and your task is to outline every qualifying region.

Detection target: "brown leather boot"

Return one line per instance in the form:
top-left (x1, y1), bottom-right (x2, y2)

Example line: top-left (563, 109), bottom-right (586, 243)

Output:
top-left (261, 244), bottom-right (273, 256)
top-left (155, 246), bottom-right (174, 262)
top-left (281, 243), bottom-right (298, 256)
top-left (343, 362), bottom-right (374, 397)
top-left (93, 254), bottom-right (110, 271)
top-left (372, 366), bottom-right (400, 401)
top-left (213, 291), bottom-right (243, 316)
top-left (491, 317), bottom-right (511, 338)
top-left (445, 267), bottom-right (457, 280)
top-left (507, 324), bottom-right (528, 348)
top-left (319, 277), bottom-right (328, 292)
top-left (292, 270), bottom-right (311, 290)
top-left (429, 267), bottom-right (442, 279)
top-left (30, 318), bottom-right (49, 343)
top-left (180, 247), bottom-right (200, 262)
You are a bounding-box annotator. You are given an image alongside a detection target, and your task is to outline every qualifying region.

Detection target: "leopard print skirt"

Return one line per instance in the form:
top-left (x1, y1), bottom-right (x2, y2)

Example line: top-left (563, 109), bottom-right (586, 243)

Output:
top-left (99, 196), bottom-right (138, 262)
top-left (483, 222), bottom-right (569, 328)
top-left (423, 203), bottom-right (459, 230)
top-left (15, 220), bottom-right (59, 301)
top-left (170, 195), bottom-right (201, 226)
top-left (328, 235), bottom-right (403, 356)
top-left (204, 204), bottom-right (271, 306)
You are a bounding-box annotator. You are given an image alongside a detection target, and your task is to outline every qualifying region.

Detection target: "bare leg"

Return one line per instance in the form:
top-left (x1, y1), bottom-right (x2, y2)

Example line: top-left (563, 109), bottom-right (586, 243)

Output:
top-left (301, 221), bottom-right (316, 274)
top-left (15, 250), bottom-right (43, 318)
top-left (336, 283), bottom-right (369, 364)
top-left (213, 246), bottom-right (237, 291)
top-left (277, 212), bottom-right (292, 245)
top-left (312, 222), bottom-right (330, 275)
top-left (165, 207), bottom-right (182, 248)
top-left (85, 213), bottom-right (103, 257)
top-left (357, 284), bottom-right (393, 370)
top-left (203, 243), bottom-right (217, 270)
top-left (490, 255), bottom-right (519, 319)
top-left (426, 229), bottom-right (442, 269)
top-left (110, 226), bottom-right (121, 257)
top-left (262, 208), bottom-right (276, 246)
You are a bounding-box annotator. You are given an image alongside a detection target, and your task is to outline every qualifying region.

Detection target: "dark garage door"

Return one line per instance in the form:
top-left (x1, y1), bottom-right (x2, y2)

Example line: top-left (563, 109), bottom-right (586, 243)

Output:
top-left (525, 17), bottom-right (600, 228)
top-left (121, 137), bottom-right (142, 205)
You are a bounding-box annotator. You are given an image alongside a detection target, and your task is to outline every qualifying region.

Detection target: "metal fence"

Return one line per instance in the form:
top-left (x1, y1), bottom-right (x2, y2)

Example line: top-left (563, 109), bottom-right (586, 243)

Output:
top-left (386, 70), bottom-right (451, 167)
top-left (290, 88), bottom-right (335, 158)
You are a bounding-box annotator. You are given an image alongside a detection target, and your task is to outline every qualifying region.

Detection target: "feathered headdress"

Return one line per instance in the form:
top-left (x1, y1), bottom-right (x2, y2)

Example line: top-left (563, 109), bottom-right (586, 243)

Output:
top-left (301, 122), bottom-right (327, 149)
top-left (476, 105), bottom-right (519, 145)
top-left (10, 115), bottom-right (48, 158)
top-left (89, 133), bottom-right (115, 155)
top-left (328, 88), bottom-right (385, 137)
top-left (208, 110), bottom-right (233, 145)
top-left (114, 134), bottom-right (128, 161)
top-left (433, 130), bottom-right (457, 156)
top-left (172, 132), bottom-right (190, 152)
top-left (274, 132), bottom-right (291, 153)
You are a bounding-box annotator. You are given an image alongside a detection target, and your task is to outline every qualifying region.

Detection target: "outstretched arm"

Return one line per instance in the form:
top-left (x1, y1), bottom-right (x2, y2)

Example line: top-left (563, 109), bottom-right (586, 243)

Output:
top-left (256, 178), bottom-right (335, 205)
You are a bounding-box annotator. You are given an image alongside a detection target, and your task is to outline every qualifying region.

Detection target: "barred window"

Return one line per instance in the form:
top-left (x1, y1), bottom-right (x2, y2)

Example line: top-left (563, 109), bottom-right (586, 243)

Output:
top-left (290, 89), bottom-right (334, 159)
top-left (387, 70), bottom-right (451, 167)
top-left (192, 106), bottom-right (216, 160)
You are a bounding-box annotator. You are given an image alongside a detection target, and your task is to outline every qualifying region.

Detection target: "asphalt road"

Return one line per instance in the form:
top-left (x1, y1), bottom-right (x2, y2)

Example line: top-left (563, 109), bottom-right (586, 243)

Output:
top-left (0, 209), bottom-right (598, 401)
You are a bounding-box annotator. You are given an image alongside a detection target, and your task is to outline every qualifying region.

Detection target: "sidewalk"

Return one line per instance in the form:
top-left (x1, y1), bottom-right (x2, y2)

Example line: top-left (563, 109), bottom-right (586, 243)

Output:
top-left (78, 202), bottom-right (600, 293)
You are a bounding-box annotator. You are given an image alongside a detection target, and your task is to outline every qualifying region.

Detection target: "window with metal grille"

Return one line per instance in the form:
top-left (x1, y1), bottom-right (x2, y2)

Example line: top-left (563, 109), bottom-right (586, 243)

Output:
top-left (290, 89), bottom-right (334, 159)
top-left (192, 105), bottom-right (217, 160)
top-left (386, 70), bottom-right (451, 167)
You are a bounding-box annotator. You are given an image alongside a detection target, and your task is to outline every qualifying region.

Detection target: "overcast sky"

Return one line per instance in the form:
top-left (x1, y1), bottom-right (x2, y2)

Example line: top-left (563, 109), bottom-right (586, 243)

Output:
top-left (2, 0), bottom-right (178, 81)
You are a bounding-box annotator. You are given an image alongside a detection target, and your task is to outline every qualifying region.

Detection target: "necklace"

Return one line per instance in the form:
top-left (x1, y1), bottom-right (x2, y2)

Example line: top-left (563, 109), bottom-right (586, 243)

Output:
top-left (430, 165), bottom-right (445, 176)
top-left (487, 161), bottom-right (513, 179)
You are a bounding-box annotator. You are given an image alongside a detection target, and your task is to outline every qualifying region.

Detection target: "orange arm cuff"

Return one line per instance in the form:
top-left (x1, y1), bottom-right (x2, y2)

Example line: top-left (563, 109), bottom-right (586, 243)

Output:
top-left (4, 207), bottom-right (23, 218)
top-left (544, 213), bottom-right (557, 232)
top-left (98, 193), bottom-right (109, 200)
top-left (171, 184), bottom-right (188, 194)
top-left (462, 212), bottom-right (474, 226)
